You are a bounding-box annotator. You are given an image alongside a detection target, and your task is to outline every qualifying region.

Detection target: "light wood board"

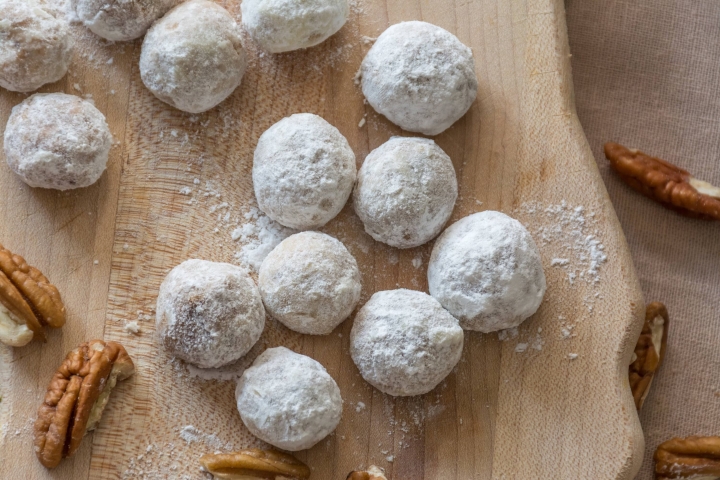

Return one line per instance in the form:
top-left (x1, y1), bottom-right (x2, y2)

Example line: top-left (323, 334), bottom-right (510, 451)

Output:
top-left (0, 0), bottom-right (646, 478)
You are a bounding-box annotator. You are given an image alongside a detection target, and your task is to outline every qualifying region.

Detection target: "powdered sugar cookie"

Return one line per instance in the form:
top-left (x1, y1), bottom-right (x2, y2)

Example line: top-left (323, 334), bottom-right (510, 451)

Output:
top-left (0, 0), bottom-right (73, 92)
top-left (350, 289), bottom-right (464, 397)
top-left (241, 0), bottom-right (348, 53)
top-left (253, 113), bottom-right (356, 230)
top-left (4, 93), bottom-right (111, 190)
top-left (236, 347), bottom-right (342, 450)
top-left (259, 231), bottom-right (361, 335)
top-left (140, 0), bottom-right (247, 113)
top-left (428, 211), bottom-right (547, 332)
top-left (156, 259), bottom-right (265, 369)
top-left (360, 21), bottom-right (478, 136)
top-left (353, 137), bottom-right (457, 248)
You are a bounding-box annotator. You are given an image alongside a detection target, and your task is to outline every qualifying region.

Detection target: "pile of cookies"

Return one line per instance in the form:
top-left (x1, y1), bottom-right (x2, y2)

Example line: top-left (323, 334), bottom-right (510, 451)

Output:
top-left (0, 0), bottom-right (547, 476)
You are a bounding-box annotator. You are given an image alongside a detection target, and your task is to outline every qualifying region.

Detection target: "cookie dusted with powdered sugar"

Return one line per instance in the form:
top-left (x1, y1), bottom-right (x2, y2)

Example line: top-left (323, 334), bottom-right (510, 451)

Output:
top-left (360, 21), bottom-right (478, 136)
top-left (353, 137), bottom-right (457, 249)
top-left (4, 93), bottom-right (112, 190)
top-left (69, 0), bottom-right (176, 41)
top-left (140, 0), bottom-right (247, 113)
top-left (241, 0), bottom-right (348, 53)
top-left (259, 232), bottom-right (361, 335)
top-left (350, 289), bottom-right (464, 397)
top-left (156, 259), bottom-right (265, 369)
top-left (0, 0), bottom-right (73, 92)
top-left (236, 347), bottom-right (343, 451)
top-left (253, 113), bottom-right (356, 230)
top-left (428, 211), bottom-right (547, 333)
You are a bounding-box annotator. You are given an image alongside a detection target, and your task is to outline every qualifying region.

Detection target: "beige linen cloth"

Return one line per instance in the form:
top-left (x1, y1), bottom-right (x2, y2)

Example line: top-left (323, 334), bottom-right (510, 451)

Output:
top-left (565, 1), bottom-right (720, 478)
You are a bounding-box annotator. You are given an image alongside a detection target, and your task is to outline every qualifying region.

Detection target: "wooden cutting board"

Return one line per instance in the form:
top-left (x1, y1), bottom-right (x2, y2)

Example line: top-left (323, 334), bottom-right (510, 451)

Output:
top-left (0, 0), bottom-right (646, 478)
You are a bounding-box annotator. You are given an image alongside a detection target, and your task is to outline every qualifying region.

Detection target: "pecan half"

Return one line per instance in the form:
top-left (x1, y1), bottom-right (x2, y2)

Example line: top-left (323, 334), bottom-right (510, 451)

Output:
top-left (0, 243), bottom-right (66, 346)
top-left (604, 142), bottom-right (720, 220)
top-left (655, 436), bottom-right (720, 479)
top-left (630, 302), bottom-right (669, 410)
top-left (200, 449), bottom-right (311, 479)
top-left (33, 340), bottom-right (134, 468)
top-left (347, 466), bottom-right (388, 480)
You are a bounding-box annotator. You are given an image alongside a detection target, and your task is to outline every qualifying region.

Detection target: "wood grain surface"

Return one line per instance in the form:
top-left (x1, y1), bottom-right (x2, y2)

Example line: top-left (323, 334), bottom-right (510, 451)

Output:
top-left (0, 0), bottom-right (646, 478)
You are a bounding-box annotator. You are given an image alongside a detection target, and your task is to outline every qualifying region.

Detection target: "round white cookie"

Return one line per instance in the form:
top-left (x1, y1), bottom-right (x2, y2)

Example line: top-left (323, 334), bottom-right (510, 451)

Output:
top-left (353, 137), bottom-right (457, 249)
top-left (70, 0), bottom-right (176, 41)
top-left (156, 259), bottom-right (265, 369)
top-left (241, 0), bottom-right (348, 53)
top-left (350, 289), bottom-right (464, 397)
top-left (0, 0), bottom-right (73, 93)
top-left (236, 347), bottom-right (342, 451)
top-left (360, 21), bottom-right (478, 136)
top-left (140, 0), bottom-right (247, 113)
top-left (4, 93), bottom-right (112, 190)
top-left (428, 211), bottom-right (547, 333)
top-left (259, 232), bottom-right (361, 335)
top-left (253, 113), bottom-right (356, 230)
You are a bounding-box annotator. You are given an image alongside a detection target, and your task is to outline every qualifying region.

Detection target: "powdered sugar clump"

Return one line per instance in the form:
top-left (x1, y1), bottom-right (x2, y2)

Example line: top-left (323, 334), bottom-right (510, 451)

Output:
top-left (232, 207), bottom-right (296, 272)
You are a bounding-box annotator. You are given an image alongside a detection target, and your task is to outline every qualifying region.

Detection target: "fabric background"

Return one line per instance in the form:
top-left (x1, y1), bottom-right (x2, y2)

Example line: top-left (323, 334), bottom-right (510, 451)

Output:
top-left (565, 1), bottom-right (720, 478)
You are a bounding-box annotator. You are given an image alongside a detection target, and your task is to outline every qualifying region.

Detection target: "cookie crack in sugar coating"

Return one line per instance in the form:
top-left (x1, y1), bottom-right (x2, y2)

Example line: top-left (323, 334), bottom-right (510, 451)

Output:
top-left (69, 0), bottom-right (177, 41)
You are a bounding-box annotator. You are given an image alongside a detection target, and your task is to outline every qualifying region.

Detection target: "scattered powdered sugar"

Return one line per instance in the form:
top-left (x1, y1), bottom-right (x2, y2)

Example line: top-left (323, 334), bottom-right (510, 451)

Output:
top-left (519, 201), bottom-right (608, 287)
top-left (179, 425), bottom-right (233, 451)
top-left (231, 207), bottom-right (296, 272)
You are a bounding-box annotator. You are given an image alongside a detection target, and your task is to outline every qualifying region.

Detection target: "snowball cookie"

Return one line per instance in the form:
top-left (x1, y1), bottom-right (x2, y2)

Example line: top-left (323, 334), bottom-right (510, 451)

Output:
top-left (428, 211), bottom-right (547, 333)
top-left (4, 93), bottom-right (112, 190)
top-left (350, 289), bottom-right (464, 397)
top-left (253, 113), bottom-right (356, 230)
top-left (0, 0), bottom-right (73, 92)
top-left (241, 0), bottom-right (348, 53)
top-left (156, 259), bottom-right (265, 369)
top-left (236, 347), bottom-right (343, 451)
top-left (353, 136), bottom-right (458, 249)
top-left (69, 0), bottom-right (176, 41)
top-left (360, 21), bottom-right (478, 136)
top-left (140, 0), bottom-right (247, 113)
top-left (259, 232), bottom-right (361, 335)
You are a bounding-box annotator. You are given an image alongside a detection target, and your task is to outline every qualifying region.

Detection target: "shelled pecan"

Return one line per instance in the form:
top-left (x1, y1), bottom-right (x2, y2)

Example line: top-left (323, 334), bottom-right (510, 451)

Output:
top-left (347, 466), bottom-right (388, 480)
top-left (655, 436), bottom-right (720, 479)
top-left (0, 243), bottom-right (66, 346)
top-left (33, 340), bottom-right (134, 468)
top-left (630, 302), bottom-right (669, 410)
top-left (604, 142), bottom-right (720, 220)
top-left (200, 449), bottom-right (311, 479)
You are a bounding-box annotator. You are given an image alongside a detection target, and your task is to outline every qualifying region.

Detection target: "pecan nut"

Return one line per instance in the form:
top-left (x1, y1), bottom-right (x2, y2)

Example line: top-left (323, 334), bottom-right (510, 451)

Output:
top-left (655, 436), bottom-right (720, 479)
top-left (630, 302), bottom-right (669, 410)
top-left (200, 449), bottom-right (311, 479)
top-left (33, 340), bottom-right (134, 468)
top-left (347, 466), bottom-right (388, 480)
top-left (0, 243), bottom-right (66, 346)
top-left (604, 142), bottom-right (720, 220)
